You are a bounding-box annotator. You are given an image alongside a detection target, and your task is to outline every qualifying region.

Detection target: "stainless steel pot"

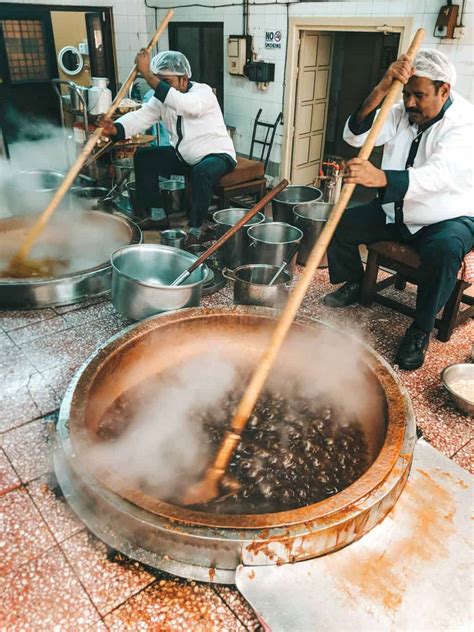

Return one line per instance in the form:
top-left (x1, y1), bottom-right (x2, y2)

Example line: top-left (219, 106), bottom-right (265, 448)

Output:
top-left (293, 201), bottom-right (333, 266)
top-left (4, 170), bottom-right (72, 216)
top-left (111, 244), bottom-right (212, 320)
top-left (160, 229), bottom-right (186, 250)
top-left (225, 263), bottom-right (291, 308)
top-left (112, 157), bottom-right (134, 182)
top-left (0, 211), bottom-right (142, 309)
top-left (246, 222), bottom-right (302, 273)
top-left (213, 208), bottom-right (265, 269)
top-left (160, 180), bottom-right (186, 215)
top-left (70, 187), bottom-right (110, 210)
top-left (271, 185), bottom-right (322, 224)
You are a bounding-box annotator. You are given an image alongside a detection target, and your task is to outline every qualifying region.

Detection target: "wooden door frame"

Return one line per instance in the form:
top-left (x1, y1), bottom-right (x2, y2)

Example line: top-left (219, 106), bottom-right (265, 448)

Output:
top-left (281, 16), bottom-right (414, 182)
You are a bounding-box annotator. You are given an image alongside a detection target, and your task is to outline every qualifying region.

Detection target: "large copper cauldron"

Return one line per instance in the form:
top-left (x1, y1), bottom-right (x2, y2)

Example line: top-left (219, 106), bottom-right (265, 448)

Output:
top-left (55, 306), bottom-right (415, 584)
top-left (0, 210), bottom-right (141, 309)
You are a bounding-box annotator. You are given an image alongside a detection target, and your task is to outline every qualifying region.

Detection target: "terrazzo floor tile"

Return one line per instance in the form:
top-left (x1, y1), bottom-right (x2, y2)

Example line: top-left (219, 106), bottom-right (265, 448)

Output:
top-left (61, 530), bottom-right (156, 616)
top-left (214, 585), bottom-right (263, 630)
top-left (27, 474), bottom-right (83, 543)
top-left (61, 300), bottom-right (118, 327)
top-left (412, 383), bottom-right (473, 457)
top-left (1, 418), bottom-right (52, 483)
top-left (104, 578), bottom-right (246, 631)
top-left (0, 448), bottom-right (21, 496)
top-left (6, 313), bottom-right (72, 345)
top-left (40, 362), bottom-right (81, 399)
top-left (0, 307), bottom-right (57, 332)
top-left (0, 487), bottom-right (56, 575)
top-left (0, 329), bottom-right (16, 352)
top-left (452, 440), bottom-right (474, 473)
top-left (0, 546), bottom-right (101, 629)
top-left (0, 385), bottom-right (43, 433)
top-left (18, 327), bottom-right (94, 373)
top-left (54, 295), bottom-right (109, 314)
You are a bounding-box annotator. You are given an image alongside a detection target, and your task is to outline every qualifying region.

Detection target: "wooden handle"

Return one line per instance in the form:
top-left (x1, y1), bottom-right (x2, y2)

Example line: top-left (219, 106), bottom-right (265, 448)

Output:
top-left (208, 28), bottom-right (425, 482)
top-left (186, 179), bottom-right (289, 274)
top-left (13, 9), bottom-right (174, 262)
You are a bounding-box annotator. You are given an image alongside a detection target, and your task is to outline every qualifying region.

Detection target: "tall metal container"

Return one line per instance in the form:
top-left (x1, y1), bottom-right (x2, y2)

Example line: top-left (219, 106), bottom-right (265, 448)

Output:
top-left (213, 208), bottom-right (265, 269)
top-left (293, 201), bottom-right (333, 266)
top-left (271, 185), bottom-right (322, 224)
top-left (246, 222), bottom-right (302, 273)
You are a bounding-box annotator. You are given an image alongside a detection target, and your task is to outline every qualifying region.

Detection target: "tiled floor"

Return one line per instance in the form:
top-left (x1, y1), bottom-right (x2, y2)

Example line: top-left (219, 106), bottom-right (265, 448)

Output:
top-left (0, 263), bottom-right (472, 630)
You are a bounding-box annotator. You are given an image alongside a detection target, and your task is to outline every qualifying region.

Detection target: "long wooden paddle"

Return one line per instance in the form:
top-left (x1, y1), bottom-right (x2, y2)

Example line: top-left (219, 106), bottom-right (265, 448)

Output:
top-left (7, 9), bottom-right (174, 275)
top-left (182, 28), bottom-right (425, 505)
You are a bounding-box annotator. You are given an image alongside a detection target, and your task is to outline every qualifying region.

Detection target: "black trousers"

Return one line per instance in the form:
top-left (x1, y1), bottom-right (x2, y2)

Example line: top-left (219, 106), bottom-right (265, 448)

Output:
top-left (134, 146), bottom-right (235, 227)
top-left (327, 199), bottom-right (474, 333)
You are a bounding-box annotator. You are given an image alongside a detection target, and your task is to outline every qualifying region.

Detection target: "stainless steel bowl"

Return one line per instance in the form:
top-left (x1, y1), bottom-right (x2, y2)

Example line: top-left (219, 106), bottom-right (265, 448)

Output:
top-left (111, 244), bottom-right (212, 321)
top-left (271, 185), bottom-right (322, 224)
top-left (225, 263), bottom-right (291, 308)
top-left (441, 363), bottom-right (474, 416)
top-left (4, 169), bottom-right (73, 216)
top-left (70, 187), bottom-right (110, 210)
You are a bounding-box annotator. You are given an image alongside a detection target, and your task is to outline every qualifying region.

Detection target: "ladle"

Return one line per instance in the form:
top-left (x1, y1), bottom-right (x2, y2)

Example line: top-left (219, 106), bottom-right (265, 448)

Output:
top-left (5, 9), bottom-right (174, 278)
top-left (182, 28), bottom-right (426, 506)
top-left (170, 180), bottom-right (289, 287)
top-left (268, 242), bottom-right (300, 286)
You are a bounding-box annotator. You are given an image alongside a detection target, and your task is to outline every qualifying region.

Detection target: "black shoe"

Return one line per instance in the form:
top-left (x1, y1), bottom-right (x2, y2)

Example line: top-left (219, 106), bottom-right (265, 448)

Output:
top-left (323, 281), bottom-right (362, 308)
top-left (394, 326), bottom-right (430, 370)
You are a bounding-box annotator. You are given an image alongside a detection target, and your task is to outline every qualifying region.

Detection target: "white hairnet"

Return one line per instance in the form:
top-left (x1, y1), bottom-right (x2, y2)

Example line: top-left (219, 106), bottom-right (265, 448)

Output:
top-left (413, 48), bottom-right (456, 86)
top-left (150, 51), bottom-right (192, 77)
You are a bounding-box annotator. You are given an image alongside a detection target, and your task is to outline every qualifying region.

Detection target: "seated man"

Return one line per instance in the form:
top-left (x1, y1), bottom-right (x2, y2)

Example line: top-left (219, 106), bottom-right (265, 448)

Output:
top-left (323, 49), bottom-right (473, 371)
top-left (100, 50), bottom-right (236, 240)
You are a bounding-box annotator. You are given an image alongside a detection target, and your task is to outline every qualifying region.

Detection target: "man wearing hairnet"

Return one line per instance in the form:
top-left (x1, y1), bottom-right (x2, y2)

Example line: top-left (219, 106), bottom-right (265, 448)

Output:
top-left (323, 49), bottom-right (473, 370)
top-left (100, 50), bottom-right (236, 238)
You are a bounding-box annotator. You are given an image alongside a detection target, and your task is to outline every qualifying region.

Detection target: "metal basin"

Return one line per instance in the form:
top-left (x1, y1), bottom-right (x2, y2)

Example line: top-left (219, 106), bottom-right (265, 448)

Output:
top-left (160, 180), bottom-right (185, 215)
top-left (0, 210), bottom-right (141, 309)
top-left (213, 208), bottom-right (265, 269)
top-left (227, 263), bottom-right (291, 308)
top-left (70, 187), bottom-right (110, 210)
top-left (55, 306), bottom-right (415, 583)
top-left (271, 185), bottom-right (322, 224)
top-left (111, 244), bottom-right (212, 320)
top-left (293, 201), bottom-right (333, 266)
top-left (441, 363), bottom-right (474, 416)
top-left (247, 222), bottom-right (302, 273)
top-left (4, 169), bottom-right (75, 216)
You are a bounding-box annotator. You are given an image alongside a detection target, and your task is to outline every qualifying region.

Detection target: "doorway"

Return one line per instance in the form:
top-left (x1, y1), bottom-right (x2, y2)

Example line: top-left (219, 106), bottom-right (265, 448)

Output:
top-left (168, 22), bottom-right (224, 110)
top-left (290, 29), bottom-right (400, 187)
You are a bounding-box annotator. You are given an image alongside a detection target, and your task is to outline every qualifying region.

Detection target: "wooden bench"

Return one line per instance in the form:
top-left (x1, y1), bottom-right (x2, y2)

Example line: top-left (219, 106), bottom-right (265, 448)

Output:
top-left (360, 241), bottom-right (474, 342)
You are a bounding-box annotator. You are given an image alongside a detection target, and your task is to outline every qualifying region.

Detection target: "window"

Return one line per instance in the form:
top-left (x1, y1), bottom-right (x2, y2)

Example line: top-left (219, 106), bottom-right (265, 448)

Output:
top-left (1, 19), bottom-right (49, 82)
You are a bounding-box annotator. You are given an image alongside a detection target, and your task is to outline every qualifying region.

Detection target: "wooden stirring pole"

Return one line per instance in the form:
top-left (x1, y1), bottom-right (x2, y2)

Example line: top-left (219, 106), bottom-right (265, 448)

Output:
top-left (9, 9), bottom-right (174, 269)
top-left (183, 27), bottom-right (425, 506)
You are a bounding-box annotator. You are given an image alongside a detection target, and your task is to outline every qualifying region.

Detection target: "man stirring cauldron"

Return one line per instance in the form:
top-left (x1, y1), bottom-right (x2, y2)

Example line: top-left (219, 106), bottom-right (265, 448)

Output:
top-left (99, 50), bottom-right (236, 242)
top-left (323, 49), bottom-right (473, 370)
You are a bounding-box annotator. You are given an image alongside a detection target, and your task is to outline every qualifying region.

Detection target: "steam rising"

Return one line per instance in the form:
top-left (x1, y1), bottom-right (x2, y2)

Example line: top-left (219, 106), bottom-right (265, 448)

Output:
top-left (86, 327), bottom-right (385, 502)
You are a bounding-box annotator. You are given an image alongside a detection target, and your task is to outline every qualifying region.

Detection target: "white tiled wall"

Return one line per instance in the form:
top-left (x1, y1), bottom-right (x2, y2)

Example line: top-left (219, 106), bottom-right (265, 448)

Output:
top-left (3, 0), bottom-right (472, 173)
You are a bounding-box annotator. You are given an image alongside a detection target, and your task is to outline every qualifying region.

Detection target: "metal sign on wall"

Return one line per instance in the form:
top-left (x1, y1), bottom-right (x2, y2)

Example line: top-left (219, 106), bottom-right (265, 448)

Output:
top-left (265, 30), bottom-right (282, 49)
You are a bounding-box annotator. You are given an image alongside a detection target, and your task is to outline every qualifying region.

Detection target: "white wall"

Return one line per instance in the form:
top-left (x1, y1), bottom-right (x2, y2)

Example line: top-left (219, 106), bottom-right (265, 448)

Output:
top-left (3, 0), bottom-right (472, 174)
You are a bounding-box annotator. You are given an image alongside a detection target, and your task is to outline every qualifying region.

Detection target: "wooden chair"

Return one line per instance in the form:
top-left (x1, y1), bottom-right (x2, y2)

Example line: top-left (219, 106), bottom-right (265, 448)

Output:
top-left (213, 156), bottom-right (266, 208)
top-left (360, 241), bottom-right (474, 342)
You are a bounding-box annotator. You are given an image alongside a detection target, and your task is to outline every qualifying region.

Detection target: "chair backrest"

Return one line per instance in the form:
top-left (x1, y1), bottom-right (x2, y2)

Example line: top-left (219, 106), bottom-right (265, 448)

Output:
top-left (249, 108), bottom-right (283, 170)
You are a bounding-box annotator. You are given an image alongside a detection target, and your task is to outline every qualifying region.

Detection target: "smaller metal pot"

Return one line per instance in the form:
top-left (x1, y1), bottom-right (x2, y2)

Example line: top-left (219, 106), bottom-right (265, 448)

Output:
top-left (4, 170), bottom-right (71, 215)
top-left (224, 263), bottom-right (291, 308)
top-left (160, 229), bottom-right (186, 250)
top-left (70, 187), bottom-right (110, 210)
top-left (293, 201), bottom-right (333, 266)
top-left (69, 84), bottom-right (89, 112)
top-left (160, 180), bottom-right (186, 215)
top-left (111, 244), bottom-right (211, 321)
top-left (441, 363), bottom-right (474, 417)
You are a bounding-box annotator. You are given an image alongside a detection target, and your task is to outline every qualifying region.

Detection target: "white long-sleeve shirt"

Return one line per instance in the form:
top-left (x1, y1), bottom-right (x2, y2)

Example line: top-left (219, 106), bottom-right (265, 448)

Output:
top-left (115, 81), bottom-right (236, 166)
top-left (343, 91), bottom-right (474, 233)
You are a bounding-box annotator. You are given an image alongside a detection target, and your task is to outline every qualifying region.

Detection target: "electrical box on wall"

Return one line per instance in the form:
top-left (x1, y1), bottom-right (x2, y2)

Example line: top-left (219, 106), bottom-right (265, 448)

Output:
top-left (434, 4), bottom-right (459, 38)
top-left (245, 61), bottom-right (275, 83)
top-left (227, 35), bottom-right (252, 75)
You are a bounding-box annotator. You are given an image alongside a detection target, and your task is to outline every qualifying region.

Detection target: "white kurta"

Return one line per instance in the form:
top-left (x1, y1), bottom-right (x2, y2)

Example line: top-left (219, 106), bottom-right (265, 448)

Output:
top-left (343, 91), bottom-right (474, 233)
top-left (116, 81), bottom-right (236, 166)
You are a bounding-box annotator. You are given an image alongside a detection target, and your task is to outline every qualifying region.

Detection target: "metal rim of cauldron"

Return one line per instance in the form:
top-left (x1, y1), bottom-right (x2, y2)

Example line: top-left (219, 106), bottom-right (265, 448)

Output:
top-left (59, 306), bottom-right (415, 531)
top-left (0, 211), bottom-right (142, 284)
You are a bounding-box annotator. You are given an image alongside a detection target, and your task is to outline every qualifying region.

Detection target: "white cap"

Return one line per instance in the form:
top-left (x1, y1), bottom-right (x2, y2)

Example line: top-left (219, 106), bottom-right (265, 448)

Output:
top-left (150, 51), bottom-right (192, 77)
top-left (413, 48), bottom-right (457, 86)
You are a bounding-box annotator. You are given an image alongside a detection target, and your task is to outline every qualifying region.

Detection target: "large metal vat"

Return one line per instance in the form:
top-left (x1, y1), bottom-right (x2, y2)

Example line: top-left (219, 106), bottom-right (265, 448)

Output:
top-left (0, 210), bottom-right (141, 309)
top-left (55, 306), bottom-right (415, 584)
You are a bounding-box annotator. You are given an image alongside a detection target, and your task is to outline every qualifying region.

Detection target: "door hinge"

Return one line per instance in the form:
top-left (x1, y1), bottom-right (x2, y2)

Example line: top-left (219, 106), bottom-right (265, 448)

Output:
top-left (376, 24), bottom-right (397, 33)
